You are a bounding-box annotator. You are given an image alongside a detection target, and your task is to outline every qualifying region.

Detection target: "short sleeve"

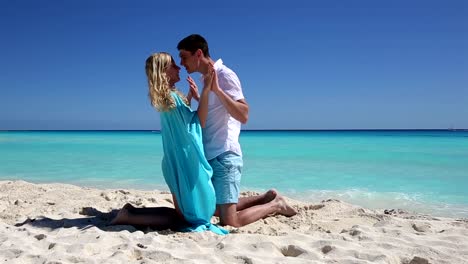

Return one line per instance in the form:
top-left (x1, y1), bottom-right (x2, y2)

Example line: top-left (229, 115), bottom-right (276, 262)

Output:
top-left (219, 69), bottom-right (244, 101)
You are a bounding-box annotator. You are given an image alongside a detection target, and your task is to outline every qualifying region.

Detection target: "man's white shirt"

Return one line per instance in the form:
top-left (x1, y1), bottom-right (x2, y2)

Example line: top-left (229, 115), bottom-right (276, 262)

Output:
top-left (201, 59), bottom-right (244, 160)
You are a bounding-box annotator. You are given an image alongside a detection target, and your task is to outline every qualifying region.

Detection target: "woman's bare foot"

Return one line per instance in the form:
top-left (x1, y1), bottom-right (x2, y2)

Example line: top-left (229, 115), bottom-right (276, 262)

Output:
top-left (110, 203), bottom-right (134, 225)
top-left (274, 196), bottom-right (297, 217)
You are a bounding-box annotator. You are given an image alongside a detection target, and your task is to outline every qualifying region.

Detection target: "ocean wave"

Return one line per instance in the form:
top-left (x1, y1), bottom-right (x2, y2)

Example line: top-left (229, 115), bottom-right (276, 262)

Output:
top-left (282, 188), bottom-right (468, 218)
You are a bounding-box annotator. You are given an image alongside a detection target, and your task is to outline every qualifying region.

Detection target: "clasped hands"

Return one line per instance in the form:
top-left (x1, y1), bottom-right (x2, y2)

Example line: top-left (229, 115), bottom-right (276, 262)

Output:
top-left (187, 62), bottom-right (218, 102)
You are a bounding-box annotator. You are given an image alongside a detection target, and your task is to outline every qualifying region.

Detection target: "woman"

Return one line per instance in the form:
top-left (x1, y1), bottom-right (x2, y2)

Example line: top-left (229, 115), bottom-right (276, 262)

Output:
top-left (111, 52), bottom-right (226, 234)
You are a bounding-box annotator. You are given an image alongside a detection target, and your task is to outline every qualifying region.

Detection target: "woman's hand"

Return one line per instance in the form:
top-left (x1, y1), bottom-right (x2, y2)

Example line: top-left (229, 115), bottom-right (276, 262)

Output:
top-left (197, 63), bottom-right (215, 128)
top-left (203, 62), bottom-right (216, 91)
top-left (207, 62), bottom-right (220, 95)
top-left (187, 76), bottom-right (200, 102)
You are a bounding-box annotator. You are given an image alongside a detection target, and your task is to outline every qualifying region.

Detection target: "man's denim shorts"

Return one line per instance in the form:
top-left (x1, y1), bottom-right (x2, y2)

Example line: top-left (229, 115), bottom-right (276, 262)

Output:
top-left (208, 151), bottom-right (243, 204)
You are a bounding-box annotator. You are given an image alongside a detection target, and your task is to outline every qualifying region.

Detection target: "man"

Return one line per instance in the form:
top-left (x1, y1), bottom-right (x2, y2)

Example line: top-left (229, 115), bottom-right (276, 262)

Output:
top-left (177, 34), bottom-right (296, 227)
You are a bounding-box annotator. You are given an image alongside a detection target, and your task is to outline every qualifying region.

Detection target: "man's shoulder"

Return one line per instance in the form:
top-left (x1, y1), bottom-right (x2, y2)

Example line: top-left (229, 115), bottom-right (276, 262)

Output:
top-left (215, 59), bottom-right (236, 74)
top-left (219, 63), bottom-right (236, 74)
top-left (218, 64), bottom-right (240, 82)
top-left (215, 59), bottom-right (242, 90)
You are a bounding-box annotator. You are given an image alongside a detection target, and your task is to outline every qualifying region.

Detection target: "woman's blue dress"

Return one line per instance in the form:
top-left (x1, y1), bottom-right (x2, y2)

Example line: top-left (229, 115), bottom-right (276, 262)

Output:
top-left (159, 92), bottom-right (227, 235)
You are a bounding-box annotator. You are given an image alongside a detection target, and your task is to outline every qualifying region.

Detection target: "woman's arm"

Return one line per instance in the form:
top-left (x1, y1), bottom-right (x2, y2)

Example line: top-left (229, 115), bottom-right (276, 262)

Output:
top-left (197, 67), bottom-right (215, 128)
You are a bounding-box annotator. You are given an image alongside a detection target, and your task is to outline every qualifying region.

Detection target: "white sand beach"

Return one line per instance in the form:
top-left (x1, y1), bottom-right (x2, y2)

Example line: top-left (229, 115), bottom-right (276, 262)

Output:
top-left (1, 180), bottom-right (467, 264)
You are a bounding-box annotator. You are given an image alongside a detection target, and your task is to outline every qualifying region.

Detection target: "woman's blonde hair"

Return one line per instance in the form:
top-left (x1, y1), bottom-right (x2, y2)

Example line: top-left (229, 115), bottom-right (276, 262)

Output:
top-left (145, 52), bottom-right (188, 112)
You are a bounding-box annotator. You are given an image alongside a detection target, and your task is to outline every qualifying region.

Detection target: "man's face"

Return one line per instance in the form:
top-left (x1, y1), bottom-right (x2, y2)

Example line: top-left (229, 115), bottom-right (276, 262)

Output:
top-left (179, 49), bottom-right (198, 74)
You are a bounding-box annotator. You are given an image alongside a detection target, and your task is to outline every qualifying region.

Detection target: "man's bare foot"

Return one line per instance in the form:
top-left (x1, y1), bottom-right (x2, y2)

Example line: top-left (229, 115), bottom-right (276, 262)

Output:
top-left (274, 196), bottom-right (297, 217)
top-left (262, 189), bottom-right (278, 204)
top-left (110, 203), bottom-right (134, 225)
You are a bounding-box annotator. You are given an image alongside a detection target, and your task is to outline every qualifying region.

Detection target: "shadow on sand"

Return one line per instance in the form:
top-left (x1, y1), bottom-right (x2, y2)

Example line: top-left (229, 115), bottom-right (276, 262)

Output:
top-left (13, 207), bottom-right (179, 235)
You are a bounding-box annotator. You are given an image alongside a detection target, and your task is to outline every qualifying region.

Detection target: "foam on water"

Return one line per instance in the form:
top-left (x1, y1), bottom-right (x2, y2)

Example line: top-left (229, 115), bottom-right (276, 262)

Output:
top-left (285, 188), bottom-right (468, 218)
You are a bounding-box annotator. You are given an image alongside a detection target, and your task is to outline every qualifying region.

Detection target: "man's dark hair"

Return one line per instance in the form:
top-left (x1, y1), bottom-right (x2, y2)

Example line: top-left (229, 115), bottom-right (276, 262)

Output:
top-left (177, 34), bottom-right (210, 57)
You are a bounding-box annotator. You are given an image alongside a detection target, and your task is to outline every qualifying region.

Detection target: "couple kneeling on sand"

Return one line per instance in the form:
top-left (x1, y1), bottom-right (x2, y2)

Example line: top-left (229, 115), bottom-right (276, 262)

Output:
top-left (110, 34), bottom-right (296, 234)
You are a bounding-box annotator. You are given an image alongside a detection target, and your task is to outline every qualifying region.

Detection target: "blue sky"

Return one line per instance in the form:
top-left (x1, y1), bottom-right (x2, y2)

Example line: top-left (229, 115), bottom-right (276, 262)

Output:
top-left (1, 0), bottom-right (467, 130)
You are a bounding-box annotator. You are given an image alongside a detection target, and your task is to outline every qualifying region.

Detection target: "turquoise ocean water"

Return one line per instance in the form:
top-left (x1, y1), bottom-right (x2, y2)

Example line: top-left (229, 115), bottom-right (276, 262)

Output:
top-left (1, 130), bottom-right (467, 218)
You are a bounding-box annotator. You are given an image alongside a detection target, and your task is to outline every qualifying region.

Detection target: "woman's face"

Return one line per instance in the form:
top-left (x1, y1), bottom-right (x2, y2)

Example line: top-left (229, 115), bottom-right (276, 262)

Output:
top-left (166, 59), bottom-right (181, 86)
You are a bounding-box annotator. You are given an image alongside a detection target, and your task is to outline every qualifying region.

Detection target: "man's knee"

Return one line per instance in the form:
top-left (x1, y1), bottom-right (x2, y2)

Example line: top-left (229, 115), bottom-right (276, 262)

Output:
top-left (219, 213), bottom-right (240, 227)
top-left (217, 203), bottom-right (239, 227)
top-left (221, 218), bottom-right (240, 227)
